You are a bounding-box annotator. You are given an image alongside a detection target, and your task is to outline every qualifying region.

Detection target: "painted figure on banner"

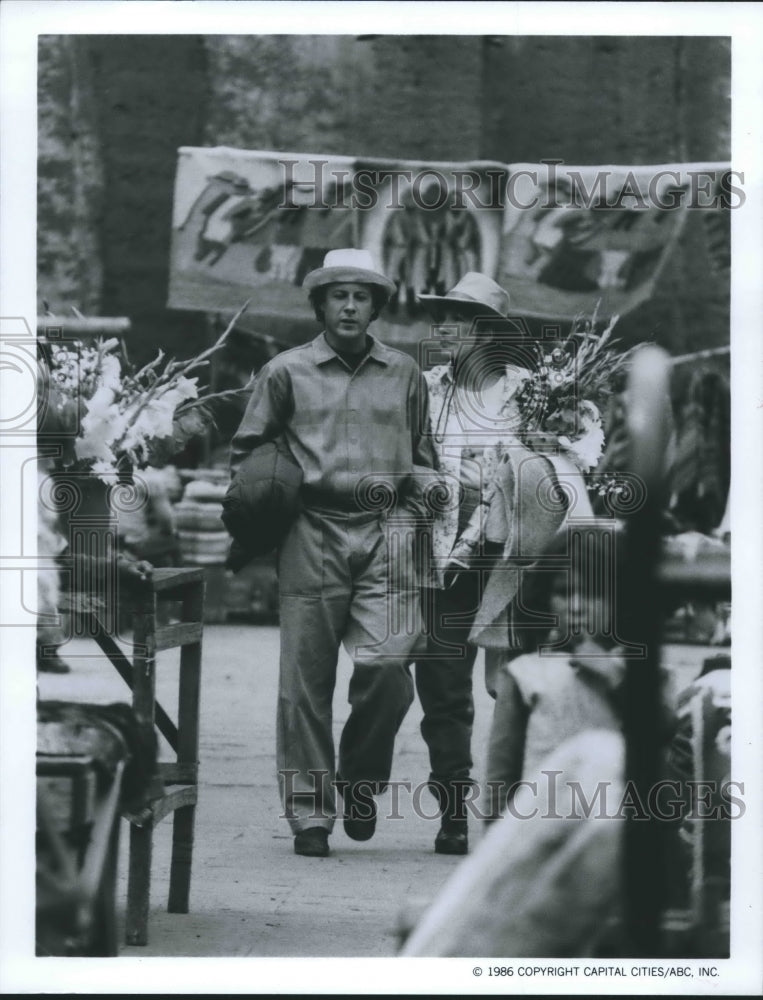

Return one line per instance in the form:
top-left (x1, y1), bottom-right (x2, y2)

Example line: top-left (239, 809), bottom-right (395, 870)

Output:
top-left (184, 169), bottom-right (355, 284)
top-left (498, 167), bottom-right (691, 319)
top-left (382, 181), bottom-right (481, 313)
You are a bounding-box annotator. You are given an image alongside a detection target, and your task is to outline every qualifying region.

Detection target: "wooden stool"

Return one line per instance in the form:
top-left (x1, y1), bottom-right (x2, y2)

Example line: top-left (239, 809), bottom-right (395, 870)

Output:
top-left (91, 567), bottom-right (205, 946)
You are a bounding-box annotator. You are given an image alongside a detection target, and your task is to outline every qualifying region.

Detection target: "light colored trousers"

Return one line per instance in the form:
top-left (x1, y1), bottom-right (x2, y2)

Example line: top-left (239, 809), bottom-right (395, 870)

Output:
top-left (276, 506), bottom-right (422, 833)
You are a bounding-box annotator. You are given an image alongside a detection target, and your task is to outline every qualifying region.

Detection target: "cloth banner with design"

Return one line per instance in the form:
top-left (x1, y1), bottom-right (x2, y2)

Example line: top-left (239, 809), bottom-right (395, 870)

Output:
top-left (168, 147), bottom-right (731, 353)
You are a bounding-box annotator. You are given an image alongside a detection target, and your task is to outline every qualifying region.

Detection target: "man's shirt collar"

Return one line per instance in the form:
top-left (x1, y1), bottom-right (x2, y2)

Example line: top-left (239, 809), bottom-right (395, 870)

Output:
top-left (313, 331), bottom-right (391, 367)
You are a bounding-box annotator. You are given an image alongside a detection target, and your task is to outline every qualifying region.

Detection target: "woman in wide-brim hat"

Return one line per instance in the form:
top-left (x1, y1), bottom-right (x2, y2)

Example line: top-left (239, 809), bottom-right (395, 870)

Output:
top-left (414, 271), bottom-right (602, 857)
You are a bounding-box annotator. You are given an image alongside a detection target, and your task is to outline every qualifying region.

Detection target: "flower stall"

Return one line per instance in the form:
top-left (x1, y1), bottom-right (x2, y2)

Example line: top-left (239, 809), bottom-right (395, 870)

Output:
top-left (35, 306), bottom-right (249, 954)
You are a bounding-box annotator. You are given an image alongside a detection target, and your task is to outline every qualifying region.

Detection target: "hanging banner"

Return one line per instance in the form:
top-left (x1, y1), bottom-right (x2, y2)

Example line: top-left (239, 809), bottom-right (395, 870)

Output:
top-left (168, 147), bottom-right (733, 349)
top-left (496, 162), bottom-right (727, 320)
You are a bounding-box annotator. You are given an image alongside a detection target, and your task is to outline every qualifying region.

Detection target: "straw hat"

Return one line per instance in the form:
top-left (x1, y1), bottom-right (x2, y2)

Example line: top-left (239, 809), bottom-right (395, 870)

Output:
top-left (302, 248), bottom-right (396, 296)
top-left (418, 272), bottom-right (511, 319)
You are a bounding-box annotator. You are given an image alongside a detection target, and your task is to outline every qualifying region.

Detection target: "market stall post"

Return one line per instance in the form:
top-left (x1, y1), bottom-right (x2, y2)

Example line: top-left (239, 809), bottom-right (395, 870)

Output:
top-left (620, 345), bottom-right (673, 955)
top-left (122, 566), bottom-right (205, 945)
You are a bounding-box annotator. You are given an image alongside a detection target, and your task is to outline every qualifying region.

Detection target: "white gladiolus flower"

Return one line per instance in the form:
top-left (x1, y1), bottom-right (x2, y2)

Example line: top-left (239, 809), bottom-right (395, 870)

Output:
top-left (75, 384), bottom-right (129, 463)
top-left (559, 401), bottom-right (605, 472)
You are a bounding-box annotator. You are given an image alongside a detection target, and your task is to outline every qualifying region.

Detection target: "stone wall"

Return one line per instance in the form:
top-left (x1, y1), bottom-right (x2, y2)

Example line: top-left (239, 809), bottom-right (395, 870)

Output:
top-left (87, 36), bottom-right (211, 365)
top-left (203, 35), bottom-right (486, 161)
top-left (38, 35), bottom-right (211, 365)
top-left (204, 36), bottom-right (367, 153)
top-left (482, 36), bottom-right (730, 164)
top-left (37, 36), bottom-right (104, 317)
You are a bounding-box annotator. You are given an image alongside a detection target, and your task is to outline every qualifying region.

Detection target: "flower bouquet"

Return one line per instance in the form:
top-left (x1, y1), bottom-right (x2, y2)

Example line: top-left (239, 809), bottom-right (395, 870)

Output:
top-left (515, 308), bottom-right (635, 475)
top-left (40, 302), bottom-right (251, 483)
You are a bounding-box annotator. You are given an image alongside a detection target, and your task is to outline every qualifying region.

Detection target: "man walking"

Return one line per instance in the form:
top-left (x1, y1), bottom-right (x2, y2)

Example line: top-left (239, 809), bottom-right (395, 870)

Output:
top-left (230, 249), bottom-right (437, 857)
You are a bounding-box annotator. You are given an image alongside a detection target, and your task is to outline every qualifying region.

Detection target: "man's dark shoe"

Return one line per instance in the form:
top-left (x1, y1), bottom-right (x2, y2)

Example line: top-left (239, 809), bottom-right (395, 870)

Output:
top-left (294, 827), bottom-right (330, 857)
top-left (341, 781), bottom-right (377, 842)
top-left (431, 778), bottom-right (470, 855)
top-left (434, 820), bottom-right (469, 855)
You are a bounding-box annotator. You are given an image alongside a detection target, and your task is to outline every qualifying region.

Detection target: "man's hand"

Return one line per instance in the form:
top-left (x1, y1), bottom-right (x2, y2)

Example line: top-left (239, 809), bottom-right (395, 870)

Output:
top-left (117, 553), bottom-right (154, 584)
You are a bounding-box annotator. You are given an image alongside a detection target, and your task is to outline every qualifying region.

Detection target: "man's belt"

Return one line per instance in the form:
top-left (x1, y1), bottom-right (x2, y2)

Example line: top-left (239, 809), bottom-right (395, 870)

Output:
top-left (301, 484), bottom-right (418, 519)
top-left (301, 486), bottom-right (373, 516)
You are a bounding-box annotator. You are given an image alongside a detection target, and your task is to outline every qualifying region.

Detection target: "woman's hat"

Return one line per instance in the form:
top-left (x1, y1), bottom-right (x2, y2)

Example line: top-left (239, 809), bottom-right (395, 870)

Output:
top-left (418, 272), bottom-right (511, 319)
top-left (302, 248), bottom-right (396, 296)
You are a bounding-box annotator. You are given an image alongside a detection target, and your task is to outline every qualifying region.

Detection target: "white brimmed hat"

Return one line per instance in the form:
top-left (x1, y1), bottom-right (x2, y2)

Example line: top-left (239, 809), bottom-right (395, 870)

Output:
top-left (418, 272), bottom-right (511, 319)
top-left (302, 248), bottom-right (396, 296)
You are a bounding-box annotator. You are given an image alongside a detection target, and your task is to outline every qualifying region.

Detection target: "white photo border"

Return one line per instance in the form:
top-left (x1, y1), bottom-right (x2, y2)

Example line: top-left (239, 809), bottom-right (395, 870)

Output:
top-left (1, 2), bottom-right (761, 995)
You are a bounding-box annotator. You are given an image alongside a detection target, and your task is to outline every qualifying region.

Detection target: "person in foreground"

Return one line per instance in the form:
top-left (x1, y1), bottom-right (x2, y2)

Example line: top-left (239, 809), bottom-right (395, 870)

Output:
top-left (229, 249), bottom-right (437, 858)
top-left (401, 523), bottom-right (670, 956)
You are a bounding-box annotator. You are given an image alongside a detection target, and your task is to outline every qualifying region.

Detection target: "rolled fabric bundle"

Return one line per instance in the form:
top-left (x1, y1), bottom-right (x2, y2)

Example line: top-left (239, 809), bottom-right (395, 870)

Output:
top-left (173, 473), bottom-right (232, 566)
top-left (183, 479), bottom-right (228, 503)
top-left (177, 528), bottom-right (231, 564)
top-left (172, 499), bottom-right (226, 532)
